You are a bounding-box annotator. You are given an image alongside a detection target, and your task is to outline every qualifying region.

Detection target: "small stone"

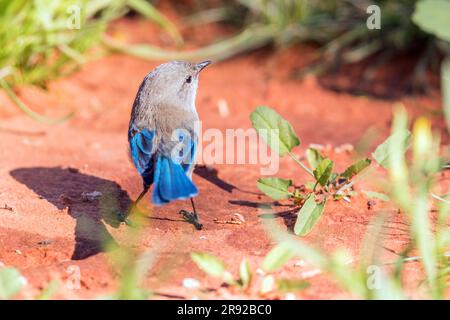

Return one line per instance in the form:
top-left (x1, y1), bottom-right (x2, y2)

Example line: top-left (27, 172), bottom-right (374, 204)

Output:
top-left (255, 268), bottom-right (265, 276)
top-left (182, 278), bottom-right (201, 289)
top-left (81, 191), bottom-right (103, 202)
top-left (233, 213), bottom-right (246, 223)
top-left (285, 293), bottom-right (296, 300)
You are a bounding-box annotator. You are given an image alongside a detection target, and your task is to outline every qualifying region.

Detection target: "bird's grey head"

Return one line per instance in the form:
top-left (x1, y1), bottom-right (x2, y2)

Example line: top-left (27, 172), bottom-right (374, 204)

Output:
top-left (141, 60), bottom-right (211, 111)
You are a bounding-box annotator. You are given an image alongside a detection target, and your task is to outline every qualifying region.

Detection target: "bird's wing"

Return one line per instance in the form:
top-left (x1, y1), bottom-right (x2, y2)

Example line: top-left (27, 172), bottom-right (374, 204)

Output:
top-left (129, 128), bottom-right (156, 185)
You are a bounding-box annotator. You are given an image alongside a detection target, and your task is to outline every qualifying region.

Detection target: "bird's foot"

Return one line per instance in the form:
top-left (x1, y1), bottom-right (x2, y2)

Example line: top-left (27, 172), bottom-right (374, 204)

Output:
top-left (179, 210), bottom-right (203, 230)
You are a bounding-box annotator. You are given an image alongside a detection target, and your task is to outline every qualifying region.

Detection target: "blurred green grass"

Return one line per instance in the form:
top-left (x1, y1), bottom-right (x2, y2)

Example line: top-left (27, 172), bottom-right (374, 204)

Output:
top-left (0, 0), bottom-right (180, 122)
top-left (1, 1), bottom-right (449, 123)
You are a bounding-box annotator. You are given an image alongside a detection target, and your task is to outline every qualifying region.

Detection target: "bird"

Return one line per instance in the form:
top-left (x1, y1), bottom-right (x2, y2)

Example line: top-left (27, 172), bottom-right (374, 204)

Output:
top-left (124, 60), bottom-right (211, 229)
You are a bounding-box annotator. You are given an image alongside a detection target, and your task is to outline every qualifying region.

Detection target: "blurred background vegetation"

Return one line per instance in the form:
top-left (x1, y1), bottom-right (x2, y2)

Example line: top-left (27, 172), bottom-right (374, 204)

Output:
top-left (0, 0), bottom-right (449, 300)
top-left (1, 1), bottom-right (448, 89)
top-left (1, 0), bottom-right (449, 123)
top-left (0, 1), bottom-right (448, 85)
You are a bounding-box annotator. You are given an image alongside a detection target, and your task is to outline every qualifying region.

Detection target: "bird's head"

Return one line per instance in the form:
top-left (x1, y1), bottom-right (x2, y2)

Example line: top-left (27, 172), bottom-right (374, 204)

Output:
top-left (143, 60), bottom-right (211, 111)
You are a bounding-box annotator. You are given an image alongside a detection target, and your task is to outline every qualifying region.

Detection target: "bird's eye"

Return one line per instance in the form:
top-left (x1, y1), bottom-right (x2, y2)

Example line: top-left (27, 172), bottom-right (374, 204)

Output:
top-left (186, 76), bottom-right (192, 83)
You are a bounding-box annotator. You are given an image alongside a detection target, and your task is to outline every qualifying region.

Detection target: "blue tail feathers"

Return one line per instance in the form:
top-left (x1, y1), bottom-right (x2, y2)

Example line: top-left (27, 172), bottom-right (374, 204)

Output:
top-left (152, 155), bottom-right (198, 205)
top-left (130, 128), bottom-right (198, 205)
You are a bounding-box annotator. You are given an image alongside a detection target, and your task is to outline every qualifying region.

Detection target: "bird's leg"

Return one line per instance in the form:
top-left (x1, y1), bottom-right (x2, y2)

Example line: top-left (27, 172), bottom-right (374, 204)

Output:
top-left (180, 198), bottom-right (203, 230)
top-left (117, 183), bottom-right (149, 224)
top-left (134, 184), bottom-right (150, 206)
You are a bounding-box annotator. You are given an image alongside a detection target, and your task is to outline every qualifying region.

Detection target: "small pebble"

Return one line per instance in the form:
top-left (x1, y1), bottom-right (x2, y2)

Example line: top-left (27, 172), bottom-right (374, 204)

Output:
top-left (233, 213), bottom-right (246, 223)
top-left (255, 268), bottom-right (265, 276)
top-left (15, 249), bottom-right (22, 255)
top-left (182, 278), bottom-right (201, 289)
top-left (199, 236), bottom-right (206, 240)
top-left (285, 293), bottom-right (296, 300)
top-left (81, 191), bottom-right (102, 202)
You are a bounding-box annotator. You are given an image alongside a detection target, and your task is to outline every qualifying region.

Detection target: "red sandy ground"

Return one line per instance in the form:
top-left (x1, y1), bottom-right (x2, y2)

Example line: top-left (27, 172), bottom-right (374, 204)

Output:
top-left (0, 7), bottom-right (448, 299)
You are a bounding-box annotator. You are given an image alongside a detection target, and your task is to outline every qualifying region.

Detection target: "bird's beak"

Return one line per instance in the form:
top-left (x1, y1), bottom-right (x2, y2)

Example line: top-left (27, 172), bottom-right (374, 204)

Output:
top-left (196, 60), bottom-right (212, 72)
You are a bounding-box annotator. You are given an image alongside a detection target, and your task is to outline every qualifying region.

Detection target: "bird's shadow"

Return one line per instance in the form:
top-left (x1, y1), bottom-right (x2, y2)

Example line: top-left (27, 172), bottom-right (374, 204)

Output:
top-left (194, 165), bottom-right (236, 193)
top-left (258, 209), bottom-right (298, 232)
top-left (10, 167), bottom-right (132, 260)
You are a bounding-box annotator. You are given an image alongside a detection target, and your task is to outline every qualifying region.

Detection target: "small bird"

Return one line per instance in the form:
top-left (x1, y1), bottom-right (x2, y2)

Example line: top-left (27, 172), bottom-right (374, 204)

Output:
top-left (124, 60), bottom-right (211, 229)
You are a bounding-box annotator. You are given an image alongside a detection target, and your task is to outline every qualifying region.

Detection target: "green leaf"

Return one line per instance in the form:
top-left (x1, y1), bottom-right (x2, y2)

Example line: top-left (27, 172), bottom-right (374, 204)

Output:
top-left (341, 158), bottom-right (371, 180)
top-left (239, 259), bottom-right (252, 289)
top-left (362, 190), bottom-right (390, 202)
top-left (372, 130), bottom-right (411, 168)
top-left (0, 268), bottom-right (23, 299)
top-left (257, 177), bottom-right (292, 200)
top-left (191, 253), bottom-right (226, 278)
top-left (313, 159), bottom-right (334, 186)
top-left (262, 242), bottom-right (297, 272)
top-left (277, 279), bottom-right (310, 292)
top-left (413, 0), bottom-right (450, 42)
top-left (306, 148), bottom-right (324, 170)
top-left (388, 106), bottom-right (412, 209)
top-left (250, 106), bottom-right (300, 156)
top-left (294, 196), bottom-right (327, 236)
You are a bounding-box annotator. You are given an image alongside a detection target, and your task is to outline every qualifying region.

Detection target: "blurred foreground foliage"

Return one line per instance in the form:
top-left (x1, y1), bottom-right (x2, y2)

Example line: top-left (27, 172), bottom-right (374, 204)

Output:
top-left (191, 105), bottom-right (450, 299)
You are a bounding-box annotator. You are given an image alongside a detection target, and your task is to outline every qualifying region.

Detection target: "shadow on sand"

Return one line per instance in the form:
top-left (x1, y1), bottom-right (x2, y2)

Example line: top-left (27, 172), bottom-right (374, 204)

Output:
top-left (10, 167), bottom-right (132, 260)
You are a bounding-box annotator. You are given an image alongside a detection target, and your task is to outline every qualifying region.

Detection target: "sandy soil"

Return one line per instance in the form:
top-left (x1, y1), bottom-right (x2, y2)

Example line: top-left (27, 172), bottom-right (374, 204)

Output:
top-left (0, 6), bottom-right (447, 299)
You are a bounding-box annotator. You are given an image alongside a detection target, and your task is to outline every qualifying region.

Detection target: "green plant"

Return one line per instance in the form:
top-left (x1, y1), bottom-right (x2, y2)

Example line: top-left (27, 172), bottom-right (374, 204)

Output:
top-left (0, 267), bottom-right (61, 300)
top-left (0, 267), bottom-right (24, 299)
top-left (0, 0), bottom-right (180, 123)
top-left (250, 106), bottom-right (372, 236)
top-left (190, 251), bottom-right (309, 296)
top-left (108, 1), bottom-right (434, 79)
top-left (101, 207), bottom-right (156, 300)
top-left (254, 106), bottom-right (449, 299)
